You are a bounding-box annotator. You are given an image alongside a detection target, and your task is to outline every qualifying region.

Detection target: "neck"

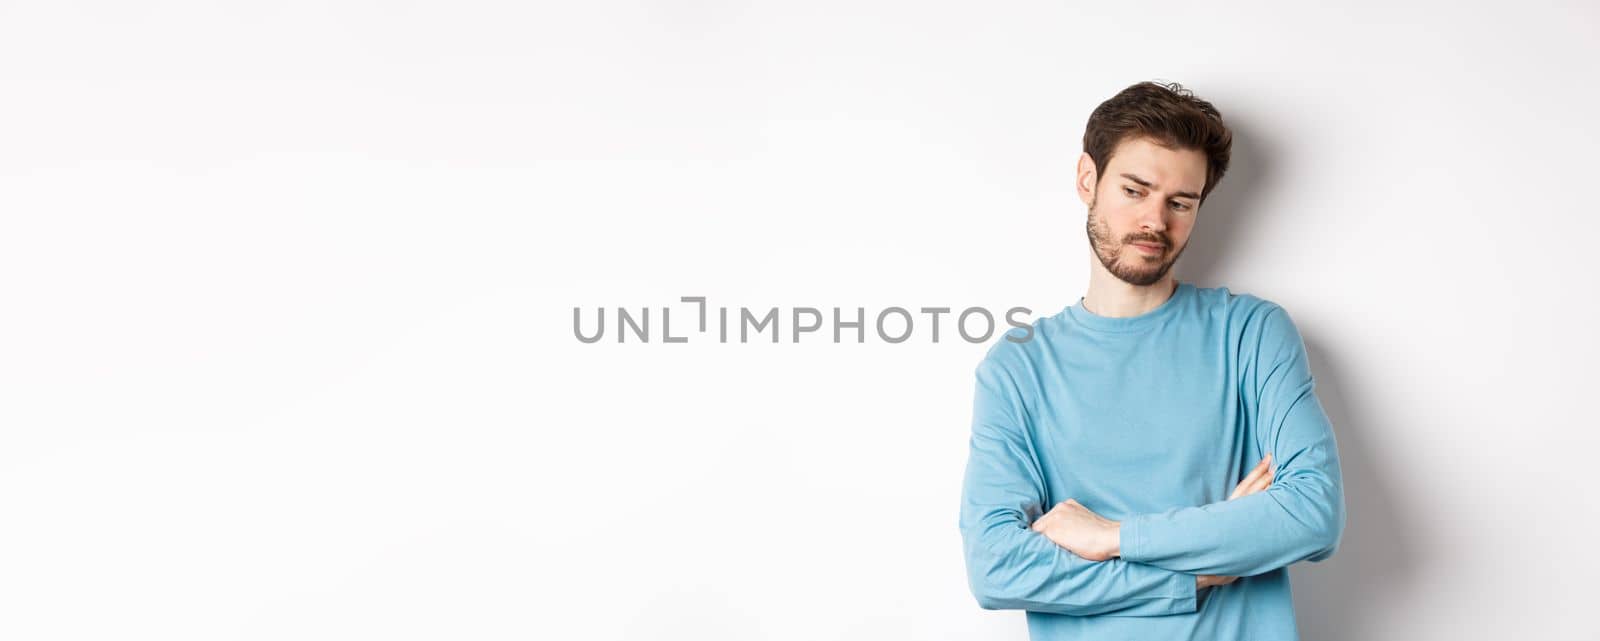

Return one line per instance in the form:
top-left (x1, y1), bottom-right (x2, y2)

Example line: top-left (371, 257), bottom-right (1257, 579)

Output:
top-left (1082, 255), bottom-right (1179, 317)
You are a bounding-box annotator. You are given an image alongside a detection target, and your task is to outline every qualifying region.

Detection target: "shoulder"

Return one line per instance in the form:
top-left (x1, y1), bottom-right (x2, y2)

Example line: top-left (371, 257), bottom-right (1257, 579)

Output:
top-left (972, 306), bottom-right (1069, 375)
top-left (1188, 283), bottom-right (1297, 334)
top-left (1197, 285), bottom-right (1309, 367)
top-left (968, 307), bottom-right (1075, 410)
top-left (1185, 282), bottom-right (1280, 316)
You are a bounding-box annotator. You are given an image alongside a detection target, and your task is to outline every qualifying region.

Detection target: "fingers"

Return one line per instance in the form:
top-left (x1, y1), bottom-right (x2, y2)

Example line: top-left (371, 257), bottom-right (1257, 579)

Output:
top-left (1228, 455), bottom-right (1269, 499)
top-left (1198, 574), bottom-right (1241, 589)
top-left (1252, 463), bottom-right (1275, 494)
top-left (1243, 454), bottom-right (1275, 496)
top-left (1030, 501), bottom-right (1056, 530)
top-left (1228, 453), bottom-right (1274, 500)
top-left (1031, 499), bottom-right (1081, 532)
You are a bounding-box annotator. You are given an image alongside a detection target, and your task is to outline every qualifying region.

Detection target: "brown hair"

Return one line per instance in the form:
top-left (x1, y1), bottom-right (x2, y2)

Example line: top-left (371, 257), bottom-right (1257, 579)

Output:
top-left (1082, 81), bottom-right (1233, 204)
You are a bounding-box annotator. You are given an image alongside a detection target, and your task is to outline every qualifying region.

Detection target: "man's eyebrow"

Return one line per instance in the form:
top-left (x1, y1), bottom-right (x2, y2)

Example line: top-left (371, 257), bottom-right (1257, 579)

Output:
top-left (1119, 173), bottom-right (1201, 201)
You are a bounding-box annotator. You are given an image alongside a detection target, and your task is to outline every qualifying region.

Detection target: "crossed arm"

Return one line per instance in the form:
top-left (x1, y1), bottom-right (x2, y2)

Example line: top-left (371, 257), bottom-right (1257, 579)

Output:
top-left (1027, 456), bottom-right (1277, 589)
top-left (958, 306), bottom-right (1346, 615)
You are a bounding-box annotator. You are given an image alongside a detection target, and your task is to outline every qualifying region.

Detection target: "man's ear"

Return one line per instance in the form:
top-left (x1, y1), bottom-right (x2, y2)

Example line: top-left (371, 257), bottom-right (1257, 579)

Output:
top-left (1075, 152), bottom-right (1098, 207)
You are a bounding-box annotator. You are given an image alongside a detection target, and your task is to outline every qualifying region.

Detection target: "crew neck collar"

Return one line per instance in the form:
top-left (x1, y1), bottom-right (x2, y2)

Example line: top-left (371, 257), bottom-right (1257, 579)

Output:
top-left (1066, 281), bottom-right (1191, 334)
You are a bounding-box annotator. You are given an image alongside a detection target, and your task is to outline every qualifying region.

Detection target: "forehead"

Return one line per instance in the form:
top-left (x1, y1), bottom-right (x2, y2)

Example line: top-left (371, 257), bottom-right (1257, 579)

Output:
top-left (1104, 136), bottom-right (1207, 194)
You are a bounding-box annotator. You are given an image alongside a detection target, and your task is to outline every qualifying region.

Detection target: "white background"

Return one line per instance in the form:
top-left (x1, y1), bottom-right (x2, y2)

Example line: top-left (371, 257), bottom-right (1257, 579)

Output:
top-left (3, 1), bottom-right (1598, 639)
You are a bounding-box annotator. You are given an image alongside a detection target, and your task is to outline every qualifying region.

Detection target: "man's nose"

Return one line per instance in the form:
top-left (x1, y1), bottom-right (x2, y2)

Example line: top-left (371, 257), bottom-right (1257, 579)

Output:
top-left (1138, 199), bottom-right (1168, 232)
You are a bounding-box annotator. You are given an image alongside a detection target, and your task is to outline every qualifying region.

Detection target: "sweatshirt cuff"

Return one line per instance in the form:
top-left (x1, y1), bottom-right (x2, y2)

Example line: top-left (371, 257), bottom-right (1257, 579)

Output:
top-left (1113, 557), bottom-right (1198, 616)
top-left (1120, 514), bottom-right (1147, 562)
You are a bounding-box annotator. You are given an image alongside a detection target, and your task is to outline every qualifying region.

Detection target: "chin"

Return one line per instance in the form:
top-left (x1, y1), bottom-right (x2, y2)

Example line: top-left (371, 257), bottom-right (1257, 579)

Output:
top-left (1122, 247), bottom-right (1165, 262)
top-left (1112, 260), bottom-right (1172, 286)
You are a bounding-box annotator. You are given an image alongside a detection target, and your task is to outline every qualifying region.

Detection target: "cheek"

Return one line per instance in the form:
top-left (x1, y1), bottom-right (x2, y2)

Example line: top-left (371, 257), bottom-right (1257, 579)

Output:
top-left (1098, 205), bottom-right (1135, 232)
top-left (1168, 219), bottom-right (1195, 242)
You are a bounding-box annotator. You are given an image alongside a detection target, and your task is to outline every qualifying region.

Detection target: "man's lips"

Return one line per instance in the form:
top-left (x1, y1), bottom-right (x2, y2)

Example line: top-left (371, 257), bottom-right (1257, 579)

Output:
top-left (1131, 242), bottom-right (1166, 254)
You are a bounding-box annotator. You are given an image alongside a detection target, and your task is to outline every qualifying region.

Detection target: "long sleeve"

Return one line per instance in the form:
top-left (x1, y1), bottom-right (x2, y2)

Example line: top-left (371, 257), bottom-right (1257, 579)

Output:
top-left (960, 356), bottom-right (1199, 616)
top-left (1118, 304), bottom-right (1347, 577)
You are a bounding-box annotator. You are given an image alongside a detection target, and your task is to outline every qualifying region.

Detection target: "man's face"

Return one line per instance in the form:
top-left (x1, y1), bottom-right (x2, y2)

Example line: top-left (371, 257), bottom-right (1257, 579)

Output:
top-left (1077, 136), bottom-right (1208, 286)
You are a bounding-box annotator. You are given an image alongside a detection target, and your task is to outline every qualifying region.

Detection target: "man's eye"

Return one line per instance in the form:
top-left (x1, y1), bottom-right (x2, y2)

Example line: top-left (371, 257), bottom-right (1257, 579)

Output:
top-left (1123, 187), bottom-right (1139, 197)
top-left (1170, 202), bottom-right (1190, 211)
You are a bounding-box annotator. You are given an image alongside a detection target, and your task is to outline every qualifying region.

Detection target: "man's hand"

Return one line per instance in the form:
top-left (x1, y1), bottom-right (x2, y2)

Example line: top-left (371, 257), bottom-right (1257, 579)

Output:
top-left (1029, 454), bottom-right (1277, 569)
top-left (1198, 453), bottom-right (1275, 589)
top-left (1029, 499), bottom-right (1121, 561)
top-left (1227, 452), bottom-right (1274, 500)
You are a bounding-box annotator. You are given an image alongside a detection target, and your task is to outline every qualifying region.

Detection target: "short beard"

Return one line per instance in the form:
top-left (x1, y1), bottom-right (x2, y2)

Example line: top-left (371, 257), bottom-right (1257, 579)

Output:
top-left (1085, 199), bottom-right (1186, 287)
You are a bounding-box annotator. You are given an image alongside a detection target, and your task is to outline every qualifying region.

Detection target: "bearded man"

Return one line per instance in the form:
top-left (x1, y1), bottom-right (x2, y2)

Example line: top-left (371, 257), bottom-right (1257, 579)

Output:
top-left (958, 80), bottom-right (1346, 641)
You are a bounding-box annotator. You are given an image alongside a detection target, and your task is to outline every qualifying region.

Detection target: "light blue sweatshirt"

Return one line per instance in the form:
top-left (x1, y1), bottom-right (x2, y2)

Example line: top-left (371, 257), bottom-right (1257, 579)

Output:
top-left (958, 281), bottom-right (1345, 640)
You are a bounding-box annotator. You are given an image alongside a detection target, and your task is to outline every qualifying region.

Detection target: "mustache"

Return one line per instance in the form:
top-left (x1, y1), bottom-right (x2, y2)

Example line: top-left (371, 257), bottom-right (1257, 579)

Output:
top-left (1124, 234), bottom-right (1169, 248)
